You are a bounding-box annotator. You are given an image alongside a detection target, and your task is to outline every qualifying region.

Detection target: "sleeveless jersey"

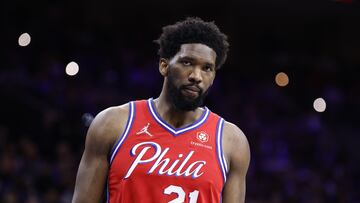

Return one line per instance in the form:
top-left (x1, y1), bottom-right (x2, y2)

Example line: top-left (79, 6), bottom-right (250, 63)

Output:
top-left (107, 98), bottom-right (228, 203)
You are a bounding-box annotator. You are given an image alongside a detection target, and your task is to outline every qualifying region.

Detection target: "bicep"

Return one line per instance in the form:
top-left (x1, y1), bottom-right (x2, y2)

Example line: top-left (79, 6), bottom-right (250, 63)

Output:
top-left (222, 164), bottom-right (247, 203)
top-left (222, 123), bottom-right (250, 203)
top-left (72, 115), bottom-right (112, 203)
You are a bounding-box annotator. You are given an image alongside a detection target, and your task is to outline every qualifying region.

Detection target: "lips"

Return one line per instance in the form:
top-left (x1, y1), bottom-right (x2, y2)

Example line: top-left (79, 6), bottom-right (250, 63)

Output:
top-left (182, 85), bottom-right (201, 92)
top-left (181, 85), bottom-right (201, 98)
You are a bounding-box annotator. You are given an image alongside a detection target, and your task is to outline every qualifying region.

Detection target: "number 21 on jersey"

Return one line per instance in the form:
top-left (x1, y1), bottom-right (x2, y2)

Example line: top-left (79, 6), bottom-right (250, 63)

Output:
top-left (164, 185), bottom-right (199, 203)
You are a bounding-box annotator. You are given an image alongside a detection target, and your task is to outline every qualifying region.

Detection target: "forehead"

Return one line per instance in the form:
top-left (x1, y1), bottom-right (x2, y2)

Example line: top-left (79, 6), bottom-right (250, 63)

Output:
top-left (175, 43), bottom-right (216, 64)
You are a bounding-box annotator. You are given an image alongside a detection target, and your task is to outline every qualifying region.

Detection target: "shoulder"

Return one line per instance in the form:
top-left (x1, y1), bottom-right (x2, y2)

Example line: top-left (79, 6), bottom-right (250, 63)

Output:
top-left (90, 103), bottom-right (130, 134)
top-left (222, 121), bottom-right (248, 148)
top-left (220, 121), bottom-right (250, 203)
top-left (222, 120), bottom-right (250, 169)
top-left (85, 102), bottom-right (131, 154)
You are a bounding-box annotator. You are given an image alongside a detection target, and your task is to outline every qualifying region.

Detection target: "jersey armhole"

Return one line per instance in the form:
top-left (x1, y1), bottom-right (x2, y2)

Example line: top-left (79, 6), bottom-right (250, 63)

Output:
top-left (216, 117), bottom-right (229, 184)
top-left (108, 101), bottom-right (136, 165)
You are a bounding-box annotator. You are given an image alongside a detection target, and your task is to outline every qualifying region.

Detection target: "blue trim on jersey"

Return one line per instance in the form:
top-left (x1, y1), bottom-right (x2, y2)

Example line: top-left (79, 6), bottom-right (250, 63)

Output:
top-left (106, 180), bottom-right (110, 203)
top-left (107, 102), bottom-right (135, 203)
top-left (147, 98), bottom-right (210, 136)
top-left (220, 119), bottom-right (228, 173)
top-left (216, 118), bottom-right (228, 184)
top-left (109, 101), bottom-right (135, 165)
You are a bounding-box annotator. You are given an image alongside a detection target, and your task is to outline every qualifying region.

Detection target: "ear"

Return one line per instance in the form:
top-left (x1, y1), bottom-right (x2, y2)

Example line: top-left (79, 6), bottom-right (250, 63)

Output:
top-left (159, 58), bottom-right (169, 76)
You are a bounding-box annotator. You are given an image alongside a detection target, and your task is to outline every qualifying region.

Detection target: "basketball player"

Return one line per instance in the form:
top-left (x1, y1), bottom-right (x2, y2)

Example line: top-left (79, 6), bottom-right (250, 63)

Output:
top-left (72, 17), bottom-right (250, 203)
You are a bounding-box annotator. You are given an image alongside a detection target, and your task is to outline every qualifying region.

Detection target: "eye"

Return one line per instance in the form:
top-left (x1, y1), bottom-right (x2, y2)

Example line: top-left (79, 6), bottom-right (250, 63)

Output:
top-left (182, 60), bottom-right (192, 66)
top-left (203, 65), bottom-right (213, 72)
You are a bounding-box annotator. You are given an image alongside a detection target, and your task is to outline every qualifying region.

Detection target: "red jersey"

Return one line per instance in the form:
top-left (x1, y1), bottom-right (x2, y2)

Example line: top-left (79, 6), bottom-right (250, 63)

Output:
top-left (107, 99), bottom-right (228, 203)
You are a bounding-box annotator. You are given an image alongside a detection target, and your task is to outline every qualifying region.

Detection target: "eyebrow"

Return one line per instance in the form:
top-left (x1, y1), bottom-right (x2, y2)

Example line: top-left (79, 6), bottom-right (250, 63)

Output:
top-left (178, 56), bottom-right (215, 67)
top-left (178, 56), bottom-right (196, 62)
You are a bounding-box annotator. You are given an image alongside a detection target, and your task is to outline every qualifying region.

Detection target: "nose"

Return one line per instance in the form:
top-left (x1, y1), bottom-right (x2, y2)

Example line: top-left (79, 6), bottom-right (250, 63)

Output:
top-left (188, 67), bottom-right (202, 84)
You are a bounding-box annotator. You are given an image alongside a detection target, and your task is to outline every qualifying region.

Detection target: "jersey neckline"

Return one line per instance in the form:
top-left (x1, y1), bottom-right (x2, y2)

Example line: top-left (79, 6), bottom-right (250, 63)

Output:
top-left (146, 98), bottom-right (210, 136)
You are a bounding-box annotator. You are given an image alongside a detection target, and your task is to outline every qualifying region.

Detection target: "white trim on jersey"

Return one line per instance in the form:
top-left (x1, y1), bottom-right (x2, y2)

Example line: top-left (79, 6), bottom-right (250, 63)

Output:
top-left (107, 101), bottom-right (135, 203)
top-left (147, 98), bottom-right (210, 136)
top-left (109, 101), bottom-right (135, 164)
top-left (216, 118), bottom-right (228, 183)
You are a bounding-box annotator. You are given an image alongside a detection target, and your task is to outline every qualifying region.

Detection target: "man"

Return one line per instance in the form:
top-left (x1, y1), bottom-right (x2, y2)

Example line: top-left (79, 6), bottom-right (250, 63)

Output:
top-left (72, 17), bottom-right (250, 203)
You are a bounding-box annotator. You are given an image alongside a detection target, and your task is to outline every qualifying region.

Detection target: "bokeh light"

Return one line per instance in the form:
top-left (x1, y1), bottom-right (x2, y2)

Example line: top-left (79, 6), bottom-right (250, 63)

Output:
top-left (275, 72), bottom-right (289, 87)
top-left (18, 33), bottom-right (31, 47)
top-left (82, 113), bottom-right (94, 127)
top-left (313, 98), bottom-right (326, 112)
top-left (65, 61), bottom-right (79, 76)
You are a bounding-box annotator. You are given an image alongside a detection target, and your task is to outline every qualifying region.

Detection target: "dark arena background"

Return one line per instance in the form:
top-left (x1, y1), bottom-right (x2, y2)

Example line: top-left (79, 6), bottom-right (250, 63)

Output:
top-left (1, 0), bottom-right (360, 202)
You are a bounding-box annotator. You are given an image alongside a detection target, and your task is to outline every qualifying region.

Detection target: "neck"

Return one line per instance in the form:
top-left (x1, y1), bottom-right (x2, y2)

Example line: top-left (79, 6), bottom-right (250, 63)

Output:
top-left (153, 89), bottom-right (202, 129)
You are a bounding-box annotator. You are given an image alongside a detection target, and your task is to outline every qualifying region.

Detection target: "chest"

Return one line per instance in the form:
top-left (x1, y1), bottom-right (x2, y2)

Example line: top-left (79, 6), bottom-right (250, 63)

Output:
top-left (110, 123), bottom-right (220, 182)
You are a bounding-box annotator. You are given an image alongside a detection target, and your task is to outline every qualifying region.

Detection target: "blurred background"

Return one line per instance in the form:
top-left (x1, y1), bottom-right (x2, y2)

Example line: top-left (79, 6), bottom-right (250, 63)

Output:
top-left (1, 0), bottom-right (360, 202)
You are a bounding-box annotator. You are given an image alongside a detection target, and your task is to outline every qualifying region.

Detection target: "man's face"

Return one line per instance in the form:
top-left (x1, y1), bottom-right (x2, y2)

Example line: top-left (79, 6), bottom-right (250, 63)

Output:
top-left (164, 43), bottom-right (217, 111)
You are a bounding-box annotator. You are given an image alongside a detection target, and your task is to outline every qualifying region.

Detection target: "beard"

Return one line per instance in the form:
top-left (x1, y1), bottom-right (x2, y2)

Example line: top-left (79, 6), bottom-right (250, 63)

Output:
top-left (166, 70), bottom-right (210, 111)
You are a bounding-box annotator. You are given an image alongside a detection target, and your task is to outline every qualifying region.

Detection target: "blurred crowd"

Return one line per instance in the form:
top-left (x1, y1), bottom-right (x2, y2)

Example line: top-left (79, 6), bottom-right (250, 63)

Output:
top-left (1, 44), bottom-right (359, 202)
top-left (2, 1), bottom-right (360, 202)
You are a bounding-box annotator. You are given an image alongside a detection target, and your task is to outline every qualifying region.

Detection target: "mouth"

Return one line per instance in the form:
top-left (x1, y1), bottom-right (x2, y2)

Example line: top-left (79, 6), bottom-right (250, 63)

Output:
top-left (181, 85), bottom-right (201, 98)
top-left (183, 85), bottom-right (201, 92)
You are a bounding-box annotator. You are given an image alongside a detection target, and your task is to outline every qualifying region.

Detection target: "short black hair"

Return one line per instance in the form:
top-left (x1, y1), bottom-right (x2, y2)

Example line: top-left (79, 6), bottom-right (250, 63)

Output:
top-left (155, 17), bottom-right (229, 70)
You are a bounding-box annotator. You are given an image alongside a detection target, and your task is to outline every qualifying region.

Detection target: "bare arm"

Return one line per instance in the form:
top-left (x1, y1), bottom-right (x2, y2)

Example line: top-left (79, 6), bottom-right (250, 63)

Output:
top-left (222, 121), bottom-right (251, 203)
top-left (72, 105), bottom-right (129, 203)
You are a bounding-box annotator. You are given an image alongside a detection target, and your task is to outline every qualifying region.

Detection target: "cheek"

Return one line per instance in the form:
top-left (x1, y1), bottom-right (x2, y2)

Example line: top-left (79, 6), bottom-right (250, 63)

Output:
top-left (206, 74), bottom-right (215, 86)
top-left (168, 68), bottom-right (184, 86)
top-left (202, 75), bottom-right (215, 92)
top-left (169, 66), bottom-right (188, 81)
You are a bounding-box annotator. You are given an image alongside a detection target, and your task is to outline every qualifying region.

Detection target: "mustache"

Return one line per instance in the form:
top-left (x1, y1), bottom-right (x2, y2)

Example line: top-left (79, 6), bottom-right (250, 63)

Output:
top-left (181, 84), bottom-right (202, 93)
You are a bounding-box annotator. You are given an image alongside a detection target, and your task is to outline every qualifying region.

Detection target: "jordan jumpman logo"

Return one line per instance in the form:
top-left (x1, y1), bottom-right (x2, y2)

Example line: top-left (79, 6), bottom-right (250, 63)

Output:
top-left (136, 123), bottom-right (153, 137)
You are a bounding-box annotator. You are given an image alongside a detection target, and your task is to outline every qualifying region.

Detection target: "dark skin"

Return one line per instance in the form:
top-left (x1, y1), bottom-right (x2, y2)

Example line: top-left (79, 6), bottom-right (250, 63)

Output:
top-left (72, 43), bottom-right (250, 203)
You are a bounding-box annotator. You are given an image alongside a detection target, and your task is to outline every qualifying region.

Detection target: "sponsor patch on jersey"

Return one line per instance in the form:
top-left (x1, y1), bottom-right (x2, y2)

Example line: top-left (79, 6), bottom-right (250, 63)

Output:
top-left (191, 132), bottom-right (212, 150)
top-left (190, 141), bottom-right (213, 150)
top-left (196, 131), bottom-right (209, 143)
